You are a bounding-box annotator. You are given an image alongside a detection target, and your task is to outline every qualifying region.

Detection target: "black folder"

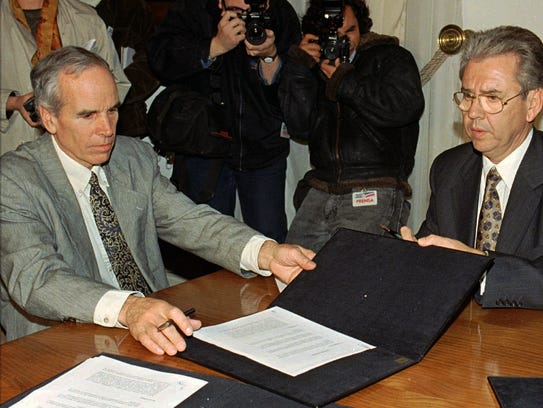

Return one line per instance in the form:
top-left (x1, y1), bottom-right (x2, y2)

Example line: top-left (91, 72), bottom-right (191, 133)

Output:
top-left (181, 229), bottom-right (493, 407)
top-left (0, 353), bottom-right (345, 408)
top-left (488, 376), bottom-right (543, 408)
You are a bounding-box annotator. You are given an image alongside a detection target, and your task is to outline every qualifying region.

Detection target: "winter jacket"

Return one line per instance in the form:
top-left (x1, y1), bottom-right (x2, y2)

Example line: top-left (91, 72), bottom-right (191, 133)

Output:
top-left (146, 0), bottom-right (301, 170)
top-left (279, 32), bottom-right (424, 185)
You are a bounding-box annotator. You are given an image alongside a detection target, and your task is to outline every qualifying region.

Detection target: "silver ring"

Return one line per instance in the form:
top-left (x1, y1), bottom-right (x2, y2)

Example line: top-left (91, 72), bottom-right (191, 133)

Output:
top-left (157, 319), bottom-right (173, 331)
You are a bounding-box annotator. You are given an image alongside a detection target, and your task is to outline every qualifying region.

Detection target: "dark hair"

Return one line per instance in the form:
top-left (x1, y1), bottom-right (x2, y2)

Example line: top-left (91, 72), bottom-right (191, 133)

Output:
top-left (302, 0), bottom-right (372, 36)
top-left (460, 26), bottom-right (543, 92)
top-left (31, 46), bottom-right (112, 115)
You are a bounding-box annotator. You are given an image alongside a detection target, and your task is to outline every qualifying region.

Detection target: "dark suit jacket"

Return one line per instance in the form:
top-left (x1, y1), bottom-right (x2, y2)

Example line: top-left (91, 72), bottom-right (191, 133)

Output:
top-left (418, 128), bottom-right (543, 309)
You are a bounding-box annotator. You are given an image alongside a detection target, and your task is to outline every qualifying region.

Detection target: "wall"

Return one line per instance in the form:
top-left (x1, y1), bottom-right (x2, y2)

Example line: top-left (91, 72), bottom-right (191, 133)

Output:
top-left (463, 0), bottom-right (542, 35)
top-left (464, 0), bottom-right (543, 125)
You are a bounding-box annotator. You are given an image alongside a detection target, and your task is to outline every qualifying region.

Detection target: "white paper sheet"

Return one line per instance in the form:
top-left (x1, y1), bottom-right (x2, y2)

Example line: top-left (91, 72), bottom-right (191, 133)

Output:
top-left (11, 355), bottom-right (207, 408)
top-left (193, 306), bottom-right (375, 376)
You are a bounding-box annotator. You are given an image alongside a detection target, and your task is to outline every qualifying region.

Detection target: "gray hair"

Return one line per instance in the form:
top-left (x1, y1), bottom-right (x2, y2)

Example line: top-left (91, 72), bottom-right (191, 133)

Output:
top-left (30, 46), bottom-right (112, 115)
top-left (459, 26), bottom-right (543, 92)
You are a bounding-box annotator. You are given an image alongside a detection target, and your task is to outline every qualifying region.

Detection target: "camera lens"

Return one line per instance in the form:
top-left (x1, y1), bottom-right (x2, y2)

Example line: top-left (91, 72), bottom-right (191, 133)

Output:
top-left (246, 22), bottom-right (266, 45)
top-left (322, 41), bottom-right (339, 60)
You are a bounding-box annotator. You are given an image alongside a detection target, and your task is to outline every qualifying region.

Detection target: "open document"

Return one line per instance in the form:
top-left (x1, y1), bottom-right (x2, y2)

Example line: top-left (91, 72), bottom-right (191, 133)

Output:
top-left (193, 306), bottom-right (375, 376)
top-left (11, 355), bottom-right (207, 408)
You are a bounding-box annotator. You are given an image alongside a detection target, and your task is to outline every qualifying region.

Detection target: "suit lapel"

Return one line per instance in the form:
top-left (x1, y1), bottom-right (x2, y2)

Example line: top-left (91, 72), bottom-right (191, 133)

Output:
top-left (35, 136), bottom-right (101, 279)
top-left (498, 130), bottom-right (543, 253)
top-left (454, 150), bottom-right (481, 246)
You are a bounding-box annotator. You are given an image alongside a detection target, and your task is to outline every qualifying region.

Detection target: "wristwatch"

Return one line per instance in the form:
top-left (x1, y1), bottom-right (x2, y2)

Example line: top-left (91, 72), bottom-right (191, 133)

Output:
top-left (260, 53), bottom-right (278, 64)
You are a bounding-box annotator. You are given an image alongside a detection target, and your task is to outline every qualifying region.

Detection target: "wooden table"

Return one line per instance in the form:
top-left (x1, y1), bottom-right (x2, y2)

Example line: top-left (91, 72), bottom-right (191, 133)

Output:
top-left (1, 270), bottom-right (542, 407)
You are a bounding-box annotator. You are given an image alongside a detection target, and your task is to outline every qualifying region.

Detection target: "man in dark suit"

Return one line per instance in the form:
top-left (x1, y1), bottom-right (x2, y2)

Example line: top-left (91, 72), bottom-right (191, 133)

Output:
top-left (0, 46), bottom-right (316, 354)
top-left (401, 26), bottom-right (543, 310)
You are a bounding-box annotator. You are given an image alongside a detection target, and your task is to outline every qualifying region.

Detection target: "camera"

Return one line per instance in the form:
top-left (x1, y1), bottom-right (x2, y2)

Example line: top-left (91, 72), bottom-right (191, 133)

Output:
top-left (303, 0), bottom-right (350, 62)
top-left (23, 96), bottom-right (40, 123)
top-left (241, 0), bottom-right (271, 45)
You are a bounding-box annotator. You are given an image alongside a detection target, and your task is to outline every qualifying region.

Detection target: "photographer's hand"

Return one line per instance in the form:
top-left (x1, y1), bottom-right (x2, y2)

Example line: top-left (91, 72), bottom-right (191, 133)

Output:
top-left (246, 30), bottom-right (279, 84)
top-left (6, 92), bottom-right (41, 127)
top-left (210, 10), bottom-right (246, 59)
top-left (320, 58), bottom-right (341, 79)
top-left (299, 33), bottom-right (321, 64)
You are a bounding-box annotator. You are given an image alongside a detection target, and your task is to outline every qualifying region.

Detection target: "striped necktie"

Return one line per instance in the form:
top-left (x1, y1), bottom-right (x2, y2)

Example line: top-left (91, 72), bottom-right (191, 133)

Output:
top-left (475, 167), bottom-right (502, 252)
top-left (89, 172), bottom-right (151, 295)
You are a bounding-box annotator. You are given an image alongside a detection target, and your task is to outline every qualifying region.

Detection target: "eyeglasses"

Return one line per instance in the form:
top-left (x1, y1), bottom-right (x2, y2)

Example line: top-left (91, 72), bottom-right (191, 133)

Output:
top-left (225, 6), bottom-right (249, 13)
top-left (453, 90), bottom-right (527, 114)
top-left (223, 0), bottom-right (250, 13)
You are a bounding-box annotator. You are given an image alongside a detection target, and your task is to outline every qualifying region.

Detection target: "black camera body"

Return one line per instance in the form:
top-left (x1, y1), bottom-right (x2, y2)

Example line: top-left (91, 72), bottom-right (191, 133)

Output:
top-left (23, 96), bottom-right (40, 123)
top-left (304, 0), bottom-right (350, 62)
top-left (242, 0), bottom-right (271, 45)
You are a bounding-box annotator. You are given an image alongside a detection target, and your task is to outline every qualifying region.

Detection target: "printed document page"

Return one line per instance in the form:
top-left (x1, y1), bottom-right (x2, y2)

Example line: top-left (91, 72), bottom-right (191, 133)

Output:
top-left (11, 355), bottom-right (207, 408)
top-left (193, 306), bottom-right (375, 376)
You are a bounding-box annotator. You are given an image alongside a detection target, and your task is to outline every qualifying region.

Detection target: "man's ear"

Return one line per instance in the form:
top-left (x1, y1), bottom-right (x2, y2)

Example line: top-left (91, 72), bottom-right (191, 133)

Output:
top-left (217, 0), bottom-right (223, 11)
top-left (526, 88), bottom-right (543, 123)
top-left (38, 105), bottom-right (58, 135)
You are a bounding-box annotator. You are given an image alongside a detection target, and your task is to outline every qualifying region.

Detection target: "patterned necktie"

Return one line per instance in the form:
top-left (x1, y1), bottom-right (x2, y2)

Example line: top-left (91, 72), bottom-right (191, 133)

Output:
top-left (476, 167), bottom-right (502, 252)
top-left (89, 172), bottom-right (151, 295)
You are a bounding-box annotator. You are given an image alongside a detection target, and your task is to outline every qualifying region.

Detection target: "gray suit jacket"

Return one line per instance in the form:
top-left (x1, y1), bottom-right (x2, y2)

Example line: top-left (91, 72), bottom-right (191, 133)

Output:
top-left (418, 129), bottom-right (543, 309)
top-left (0, 135), bottom-right (258, 339)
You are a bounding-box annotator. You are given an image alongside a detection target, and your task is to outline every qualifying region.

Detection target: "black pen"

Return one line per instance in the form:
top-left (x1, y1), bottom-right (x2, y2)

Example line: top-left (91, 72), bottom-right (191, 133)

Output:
top-left (380, 224), bottom-right (402, 239)
top-left (183, 307), bottom-right (196, 317)
top-left (157, 307), bottom-right (196, 331)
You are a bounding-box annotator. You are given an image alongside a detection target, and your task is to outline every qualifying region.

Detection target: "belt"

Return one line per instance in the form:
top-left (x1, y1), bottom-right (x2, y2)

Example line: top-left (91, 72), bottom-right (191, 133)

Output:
top-left (307, 177), bottom-right (412, 198)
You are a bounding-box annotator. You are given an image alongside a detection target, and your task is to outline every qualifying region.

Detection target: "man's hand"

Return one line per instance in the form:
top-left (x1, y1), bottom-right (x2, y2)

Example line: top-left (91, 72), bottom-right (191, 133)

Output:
top-left (399, 226), bottom-right (418, 242)
top-left (6, 92), bottom-right (41, 127)
top-left (320, 58), bottom-right (341, 79)
top-left (246, 29), bottom-right (279, 84)
top-left (210, 10), bottom-right (246, 59)
top-left (258, 241), bottom-right (317, 284)
top-left (299, 33), bottom-right (321, 63)
top-left (118, 296), bottom-right (202, 356)
top-left (400, 226), bottom-right (484, 255)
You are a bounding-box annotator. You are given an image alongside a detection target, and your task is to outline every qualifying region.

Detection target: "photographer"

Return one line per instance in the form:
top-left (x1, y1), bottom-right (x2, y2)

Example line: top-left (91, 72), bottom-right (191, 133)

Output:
top-left (147, 0), bottom-right (301, 243)
top-left (279, 0), bottom-right (424, 252)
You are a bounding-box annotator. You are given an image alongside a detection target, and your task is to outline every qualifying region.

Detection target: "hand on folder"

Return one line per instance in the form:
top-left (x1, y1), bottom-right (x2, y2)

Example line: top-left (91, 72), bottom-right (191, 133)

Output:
top-left (258, 240), bottom-right (317, 284)
top-left (400, 226), bottom-right (485, 256)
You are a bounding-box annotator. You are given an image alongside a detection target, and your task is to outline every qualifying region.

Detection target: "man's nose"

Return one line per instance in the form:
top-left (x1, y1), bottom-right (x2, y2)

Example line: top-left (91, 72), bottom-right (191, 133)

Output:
top-left (467, 96), bottom-right (485, 119)
top-left (97, 113), bottom-right (115, 135)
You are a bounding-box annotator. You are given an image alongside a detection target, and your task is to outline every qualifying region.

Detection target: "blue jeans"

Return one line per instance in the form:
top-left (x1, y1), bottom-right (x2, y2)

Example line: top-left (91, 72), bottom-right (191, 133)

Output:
top-left (183, 157), bottom-right (288, 243)
top-left (286, 187), bottom-right (410, 252)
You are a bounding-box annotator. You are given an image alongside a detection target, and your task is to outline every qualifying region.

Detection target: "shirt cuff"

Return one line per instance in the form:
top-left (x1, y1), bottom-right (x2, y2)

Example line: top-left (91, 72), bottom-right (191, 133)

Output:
top-left (201, 58), bottom-right (215, 69)
top-left (479, 272), bottom-right (487, 295)
top-left (240, 235), bottom-right (273, 277)
top-left (93, 290), bottom-right (144, 328)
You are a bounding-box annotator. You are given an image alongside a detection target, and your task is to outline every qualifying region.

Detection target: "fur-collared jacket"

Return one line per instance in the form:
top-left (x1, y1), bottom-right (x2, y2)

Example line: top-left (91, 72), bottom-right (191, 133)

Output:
top-left (279, 32), bottom-right (424, 185)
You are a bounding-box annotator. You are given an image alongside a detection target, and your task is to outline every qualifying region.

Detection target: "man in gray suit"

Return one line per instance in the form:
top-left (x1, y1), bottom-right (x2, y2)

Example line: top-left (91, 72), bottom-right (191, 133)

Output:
top-left (0, 46), bottom-right (316, 355)
top-left (401, 26), bottom-right (543, 309)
